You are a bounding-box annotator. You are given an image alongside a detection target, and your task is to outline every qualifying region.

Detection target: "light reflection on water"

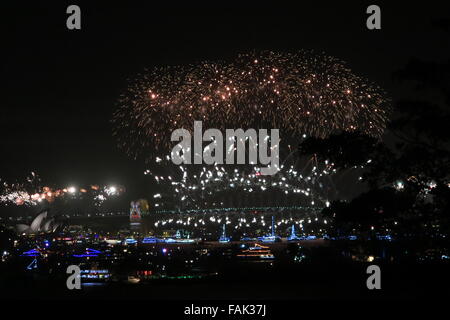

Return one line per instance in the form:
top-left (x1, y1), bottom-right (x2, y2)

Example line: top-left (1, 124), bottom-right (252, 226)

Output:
top-left (82, 282), bottom-right (107, 287)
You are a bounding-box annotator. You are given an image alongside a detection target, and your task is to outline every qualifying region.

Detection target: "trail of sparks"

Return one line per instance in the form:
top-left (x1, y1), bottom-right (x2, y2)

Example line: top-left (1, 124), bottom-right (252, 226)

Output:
top-left (0, 173), bottom-right (124, 207)
top-left (113, 50), bottom-right (390, 160)
top-left (146, 154), bottom-right (364, 211)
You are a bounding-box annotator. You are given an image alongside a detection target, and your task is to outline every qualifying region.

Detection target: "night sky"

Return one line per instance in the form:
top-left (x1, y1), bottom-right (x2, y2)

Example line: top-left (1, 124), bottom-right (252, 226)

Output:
top-left (2, 2), bottom-right (450, 197)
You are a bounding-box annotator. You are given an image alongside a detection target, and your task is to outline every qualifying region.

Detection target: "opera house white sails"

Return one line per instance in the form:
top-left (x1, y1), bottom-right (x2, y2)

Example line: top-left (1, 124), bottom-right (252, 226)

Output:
top-left (16, 211), bottom-right (61, 234)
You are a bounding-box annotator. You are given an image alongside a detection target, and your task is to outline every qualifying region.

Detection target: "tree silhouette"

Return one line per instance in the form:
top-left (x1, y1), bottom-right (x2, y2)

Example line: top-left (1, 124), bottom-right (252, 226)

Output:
top-left (300, 32), bottom-right (450, 239)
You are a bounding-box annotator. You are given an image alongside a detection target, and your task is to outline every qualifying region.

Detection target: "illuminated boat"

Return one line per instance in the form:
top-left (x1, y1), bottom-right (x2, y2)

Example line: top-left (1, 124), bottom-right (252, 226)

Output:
top-left (240, 236), bottom-right (258, 241)
top-left (73, 248), bottom-right (102, 258)
top-left (236, 243), bottom-right (275, 260)
top-left (287, 225), bottom-right (302, 241)
top-left (124, 238), bottom-right (137, 245)
top-left (164, 238), bottom-right (196, 243)
top-left (257, 235), bottom-right (281, 243)
top-left (142, 237), bottom-right (162, 244)
top-left (257, 216), bottom-right (281, 243)
top-left (126, 276), bottom-right (141, 284)
top-left (80, 268), bottom-right (111, 282)
top-left (164, 230), bottom-right (197, 243)
top-left (293, 235), bottom-right (317, 240)
top-left (104, 238), bottom-right (121, 245)
top-left (218, 224), bottom-right (231, 243)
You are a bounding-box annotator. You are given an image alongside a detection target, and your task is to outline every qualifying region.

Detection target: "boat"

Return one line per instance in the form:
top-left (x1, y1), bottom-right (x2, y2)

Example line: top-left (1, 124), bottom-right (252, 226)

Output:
top-left (80, 264), bottom-right (111, 283)
top-left (287, 224), bottom-right (302, 241)
top-left (164, 230), bottom-right (198, 243)
top-left (104, 238), bottom-right (121, 245)
top-left (257, 216), bottom-right (281, 243)
top-left (126, 275), bottom-right (141, 284)
top-left (124, 238), bottom-right (137, 245)
top-left (142, 236), bottom-right (163, 244)
top-left (218, 224), bottom-right (231, 243)
top-left (237, 243), bottom-right (275, 260)
top-left (240, 236), bottom-right (257, 241)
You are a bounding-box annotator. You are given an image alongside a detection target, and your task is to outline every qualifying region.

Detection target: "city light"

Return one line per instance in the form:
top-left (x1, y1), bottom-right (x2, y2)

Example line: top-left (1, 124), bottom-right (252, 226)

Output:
top-left (68, 186), bottom-right (77, 194)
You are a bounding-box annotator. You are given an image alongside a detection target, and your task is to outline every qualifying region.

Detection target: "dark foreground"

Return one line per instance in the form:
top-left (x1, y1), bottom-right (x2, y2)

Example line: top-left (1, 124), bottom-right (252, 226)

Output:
top-left (1, 262), bottom-right (449, 300)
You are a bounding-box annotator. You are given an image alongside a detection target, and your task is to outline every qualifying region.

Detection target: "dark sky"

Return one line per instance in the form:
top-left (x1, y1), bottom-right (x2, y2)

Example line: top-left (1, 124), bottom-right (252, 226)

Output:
top-left (2, 1), bottom-right (450, 195)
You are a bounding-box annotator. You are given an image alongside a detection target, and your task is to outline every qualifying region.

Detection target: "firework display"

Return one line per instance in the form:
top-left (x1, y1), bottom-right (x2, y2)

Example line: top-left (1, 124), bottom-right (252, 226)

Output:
top-left (113, 50), bottom-right (390, 160)
top-left (151, 209), bottom-right (328, 239)
top-left (0, 172), bottom-right (124, 207)
top-left (145, 154), bottom-right (364, 211)
top-left (3, 2), bottom-right (450, 304)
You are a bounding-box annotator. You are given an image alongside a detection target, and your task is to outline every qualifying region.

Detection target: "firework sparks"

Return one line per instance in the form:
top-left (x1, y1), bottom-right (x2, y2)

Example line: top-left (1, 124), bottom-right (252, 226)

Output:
top-left (0, 173), bottom-right (125, 207)
top-left (113, 50), bottom-right (390, 160)
top-left (146, 153), bottom-right (361, 211)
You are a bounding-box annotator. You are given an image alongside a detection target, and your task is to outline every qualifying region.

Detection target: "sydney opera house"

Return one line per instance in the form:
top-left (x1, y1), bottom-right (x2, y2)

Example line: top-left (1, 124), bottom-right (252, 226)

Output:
top-left (15, 211), bottom-right (62, 234)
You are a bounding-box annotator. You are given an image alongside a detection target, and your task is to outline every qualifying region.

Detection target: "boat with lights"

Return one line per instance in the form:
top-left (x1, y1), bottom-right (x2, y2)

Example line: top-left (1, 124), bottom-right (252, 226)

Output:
top-left (218, 224), bottom-right (231, 243)
top-left (257, 216), bottom-right (281, 243)
top-left (236, 243), bottom-right (275, 260)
